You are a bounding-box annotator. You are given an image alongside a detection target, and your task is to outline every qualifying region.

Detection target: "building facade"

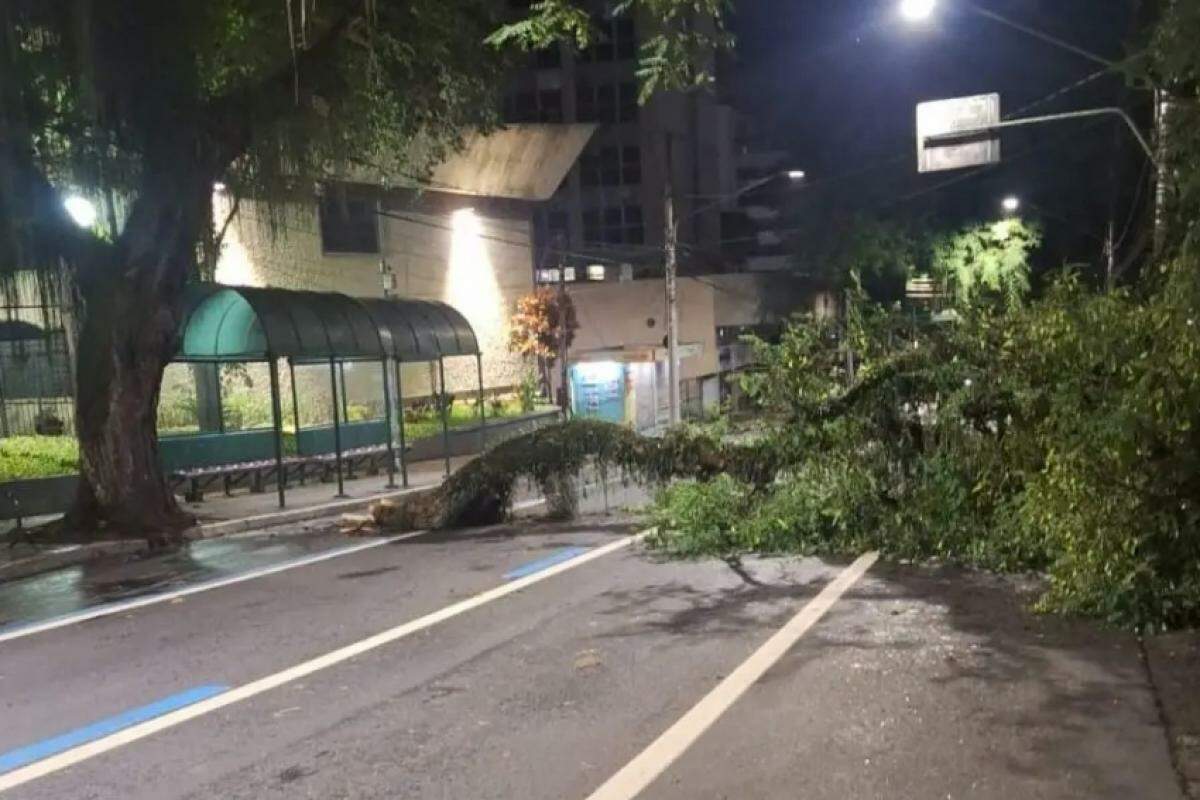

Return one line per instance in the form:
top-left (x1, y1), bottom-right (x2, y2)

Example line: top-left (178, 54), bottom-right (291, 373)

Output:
top-left (561, 273), bottom-right (834, 428)
top-left (505, 1), bottom-right (741, 275)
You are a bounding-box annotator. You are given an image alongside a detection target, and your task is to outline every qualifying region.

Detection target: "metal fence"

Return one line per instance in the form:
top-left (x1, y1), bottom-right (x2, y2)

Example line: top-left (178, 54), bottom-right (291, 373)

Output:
top-left (0, 273), bottom-right (76, 437)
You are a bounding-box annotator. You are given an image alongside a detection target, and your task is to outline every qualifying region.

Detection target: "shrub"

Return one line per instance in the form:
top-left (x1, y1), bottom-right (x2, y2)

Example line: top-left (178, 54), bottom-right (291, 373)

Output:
top-left (518, 370), bottom-right (540, 413)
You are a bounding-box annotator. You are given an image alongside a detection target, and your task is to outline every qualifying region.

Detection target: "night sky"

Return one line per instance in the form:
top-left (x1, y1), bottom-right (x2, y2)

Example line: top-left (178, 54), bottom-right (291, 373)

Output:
top-left (733, 0), bottom-right (1152, 278)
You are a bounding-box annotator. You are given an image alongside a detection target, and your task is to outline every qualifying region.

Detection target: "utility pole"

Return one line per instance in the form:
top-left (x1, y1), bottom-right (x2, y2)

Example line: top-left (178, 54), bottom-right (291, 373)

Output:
top-left (557, 240), bottom-right (571, 418)
top-left (1105, 218), bottom-right (1116, 292)
top-left (1152, 0), bottom-right (1175, 256)
top-left (1153, 89), bottom-right (1172, 256)
top-left (663, 133), bottom-right (681, 426)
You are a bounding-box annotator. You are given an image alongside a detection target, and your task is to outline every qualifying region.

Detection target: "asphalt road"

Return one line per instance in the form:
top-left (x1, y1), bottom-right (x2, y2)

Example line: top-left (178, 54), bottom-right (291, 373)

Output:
top-left (0, 512), bottom-right (1185, 799)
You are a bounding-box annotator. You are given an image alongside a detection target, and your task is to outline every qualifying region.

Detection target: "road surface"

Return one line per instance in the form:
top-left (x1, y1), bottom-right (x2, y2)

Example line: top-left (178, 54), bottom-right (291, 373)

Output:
top-left (0, 513), bottom-right (1185, 799)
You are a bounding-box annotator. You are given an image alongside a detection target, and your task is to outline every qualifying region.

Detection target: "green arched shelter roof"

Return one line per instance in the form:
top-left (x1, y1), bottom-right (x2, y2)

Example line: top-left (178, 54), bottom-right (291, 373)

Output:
top-left (176, 284), bottom-right (479, 363)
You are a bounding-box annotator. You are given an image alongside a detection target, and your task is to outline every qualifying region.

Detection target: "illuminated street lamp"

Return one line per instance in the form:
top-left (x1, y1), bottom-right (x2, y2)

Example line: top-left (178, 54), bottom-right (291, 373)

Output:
top-left (1001, 196), bottom-right (1020, 214)
top-left (900, 0), bottom-right (936, 22)
top-left (63, 196), bottom-right (97, 228)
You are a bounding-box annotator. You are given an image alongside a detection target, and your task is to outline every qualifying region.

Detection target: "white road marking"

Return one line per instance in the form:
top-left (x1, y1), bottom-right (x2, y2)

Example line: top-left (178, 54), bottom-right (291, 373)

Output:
top-left (0, 530), bottom-right (431, 645)
top-left (0, 531), bottom-right (643, 793)
top-left (584, 551), bottom-right (879, 800)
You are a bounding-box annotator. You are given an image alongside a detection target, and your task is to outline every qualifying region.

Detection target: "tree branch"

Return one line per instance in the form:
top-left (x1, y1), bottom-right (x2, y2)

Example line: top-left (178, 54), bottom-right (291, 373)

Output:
top-left (202, 7), bottom-right (364, 169)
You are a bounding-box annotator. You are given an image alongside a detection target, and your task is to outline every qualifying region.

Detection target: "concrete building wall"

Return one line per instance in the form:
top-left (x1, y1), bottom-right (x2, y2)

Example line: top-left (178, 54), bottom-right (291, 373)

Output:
top-left (214, 193), bottom-right (535, 401)
top-left (709, 274), bottom-right (837, 328)
top-left (567, 277), bottom-right (719, 380)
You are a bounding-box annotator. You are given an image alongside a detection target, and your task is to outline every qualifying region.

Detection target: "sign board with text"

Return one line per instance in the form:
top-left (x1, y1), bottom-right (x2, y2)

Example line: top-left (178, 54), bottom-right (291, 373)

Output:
top-left (916, 93), bottom-right (1001, 173)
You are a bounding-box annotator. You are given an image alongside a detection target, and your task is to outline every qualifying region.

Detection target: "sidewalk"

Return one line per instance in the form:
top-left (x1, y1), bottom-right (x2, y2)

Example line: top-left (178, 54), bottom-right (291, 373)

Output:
top-left (1144, 632), bottom-right (1200, 798)
top-left (0, 454), bottom-right (471, 584)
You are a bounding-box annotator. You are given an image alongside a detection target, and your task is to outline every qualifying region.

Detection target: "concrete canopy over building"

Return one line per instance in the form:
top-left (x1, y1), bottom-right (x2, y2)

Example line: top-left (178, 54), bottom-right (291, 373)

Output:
top-left (429, 123), bottom-right (599, 201)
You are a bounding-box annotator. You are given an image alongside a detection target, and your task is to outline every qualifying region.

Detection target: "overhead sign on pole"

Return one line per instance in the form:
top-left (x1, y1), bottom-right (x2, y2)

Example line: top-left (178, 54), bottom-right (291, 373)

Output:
top-left (916, 93), bottom-right (1001, 173)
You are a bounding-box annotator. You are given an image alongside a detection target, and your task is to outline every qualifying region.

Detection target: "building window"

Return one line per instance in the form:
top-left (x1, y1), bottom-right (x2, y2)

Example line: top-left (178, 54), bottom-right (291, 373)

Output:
top-left (581, 146), bottom-right (641, 188)
top-left (504, 89), bottom-right (562, 123)
top-left (576, 82), bottom-right (638, 124)
top-left (537, 208), bottom-right (571, 249)
top-left (583, 204), bottom-right (643, 246)
top-left (619, 82), bottom-right (638, 122)
top-left (579, 15), bottom-right (636, 62)
top-left (534, 45), bottom-right (562, 70)
top-left (539, 90), bottom-right (563, 122)
top-left (318, 195), bottom-right (379, 255)
top-left (622, 146), bottom-right (641, 184)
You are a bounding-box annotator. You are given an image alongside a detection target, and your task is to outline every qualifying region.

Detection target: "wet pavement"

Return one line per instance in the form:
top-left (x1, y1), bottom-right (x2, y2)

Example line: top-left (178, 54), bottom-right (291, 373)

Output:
top-left (0, 522), bottom-right (353, 633)
top-left (0, 519), bottom-right (1184, 799)
top-left (0, 474), bottom-right (650, 638)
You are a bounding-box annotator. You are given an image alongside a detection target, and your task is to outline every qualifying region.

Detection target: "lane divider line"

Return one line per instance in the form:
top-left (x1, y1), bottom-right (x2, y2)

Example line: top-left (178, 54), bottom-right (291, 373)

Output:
top-left (1, 496), bottom-right (555, 646)
top-left (0, 530), bottom-right (433, 646)
top-left (503, 546), bottom-right (591, 580)
top-left (0, 684), bottom-right (229, 776)
top-left (583, 551), bottom-right (880, 800)
top-left (0, 531), bottom-right (644, 793)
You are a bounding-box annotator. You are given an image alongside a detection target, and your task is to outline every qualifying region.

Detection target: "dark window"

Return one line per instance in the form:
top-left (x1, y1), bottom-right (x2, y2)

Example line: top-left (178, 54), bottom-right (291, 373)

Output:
top-left (603, 207), bottom-right (624, 244)
top-left (585, 204), bottom-right (644, 246)
top-left (625, 204), bottom-right (645, 244)
top-left (534, 45), bottom-right (562, 69)
top-left (318, 195), bottom-right (379, 254)
top-left (622, 146), bottom-right (641, 185)
top-left (509, 91), bottom-right (538, 122)
top-left (578, 82), bottom-right (637, 124)
top-left (581, 15), bottom-right (635, 62)
top-left (582, 210), bottom-right (601, 244)
top-left (504, 89), bottom-right (561, 123)
top-left (596, 85), bottom-right (616, 123)
top-left (547, 210), bottom-right (569, 245)
top-left (580, 153), bottom-right (600, 187)
top-left (618, 82), bottom-right (638, 122)
top-left (581, 145), bottom-right (640, 188)
top-left (576, 84), bottom-right (597, 122)
top-left (538, 90), bottom-right (563, 122)
top-left (600, 146), bottom-right (621, 186)
top-left (615, 17), bottom-right (636, 59)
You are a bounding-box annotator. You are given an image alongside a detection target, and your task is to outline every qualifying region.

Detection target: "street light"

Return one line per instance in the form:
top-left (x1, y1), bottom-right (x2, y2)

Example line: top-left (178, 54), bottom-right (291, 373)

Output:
top-left (898, 0), bottom-right (1113, 68)
top-left (1001, 196), bottom-right (1020, 213)
top-left (900, 0), bottom-right (936, 22)
top-left (63, 196), bottom-right (97, 228)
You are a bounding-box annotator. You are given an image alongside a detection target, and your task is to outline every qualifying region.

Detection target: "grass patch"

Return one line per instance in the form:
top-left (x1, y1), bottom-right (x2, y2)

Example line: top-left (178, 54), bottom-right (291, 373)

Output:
top-left (0, 436), bottom-right (80, 481)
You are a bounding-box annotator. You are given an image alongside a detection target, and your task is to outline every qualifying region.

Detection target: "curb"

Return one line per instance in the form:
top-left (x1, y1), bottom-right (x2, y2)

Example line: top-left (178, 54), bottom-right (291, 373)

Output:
top-left (0, 485), bottom-right (430, 584)
top-left (186, 485), bottom-right (426, 540)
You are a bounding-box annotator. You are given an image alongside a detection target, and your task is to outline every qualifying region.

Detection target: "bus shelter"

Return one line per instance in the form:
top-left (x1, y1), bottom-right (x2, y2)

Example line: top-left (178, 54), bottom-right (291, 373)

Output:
top-left (165, 284), bottom-right (484, 507)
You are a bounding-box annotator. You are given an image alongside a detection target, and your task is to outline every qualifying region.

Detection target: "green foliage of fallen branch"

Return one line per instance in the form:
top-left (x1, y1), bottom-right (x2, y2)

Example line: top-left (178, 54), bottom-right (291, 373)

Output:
top-left (650, 258), bottom-right (1200, 632)
top-left (371, 418), bottom-right (779, 531)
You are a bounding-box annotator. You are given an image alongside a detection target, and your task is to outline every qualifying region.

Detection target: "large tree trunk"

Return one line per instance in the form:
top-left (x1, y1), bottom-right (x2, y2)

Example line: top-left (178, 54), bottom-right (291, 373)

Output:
top-left (65, 276), bottom-right (193, 541)
top-left (62, 176), bottom-right (207, 543)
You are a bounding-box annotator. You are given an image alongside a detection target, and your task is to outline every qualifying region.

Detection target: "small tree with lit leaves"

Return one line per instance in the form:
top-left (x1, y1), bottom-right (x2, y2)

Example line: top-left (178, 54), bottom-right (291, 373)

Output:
top-left (508, 287), bottom-right (579, 403)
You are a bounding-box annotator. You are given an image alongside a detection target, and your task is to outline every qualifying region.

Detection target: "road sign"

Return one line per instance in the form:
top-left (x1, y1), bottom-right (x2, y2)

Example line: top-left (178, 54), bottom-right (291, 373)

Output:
top-left (916, 93), bottom-right (1001, 173)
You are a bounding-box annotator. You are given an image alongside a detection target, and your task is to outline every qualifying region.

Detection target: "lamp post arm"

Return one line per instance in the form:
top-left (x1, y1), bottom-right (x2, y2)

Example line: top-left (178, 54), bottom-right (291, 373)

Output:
top-left (924, 106), bottom-right (1155, 162)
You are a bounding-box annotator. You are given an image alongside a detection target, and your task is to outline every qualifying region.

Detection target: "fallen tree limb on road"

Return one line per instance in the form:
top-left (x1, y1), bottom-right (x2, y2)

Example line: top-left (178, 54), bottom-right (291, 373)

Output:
top-left (368, 419), bottom-right (781, 532)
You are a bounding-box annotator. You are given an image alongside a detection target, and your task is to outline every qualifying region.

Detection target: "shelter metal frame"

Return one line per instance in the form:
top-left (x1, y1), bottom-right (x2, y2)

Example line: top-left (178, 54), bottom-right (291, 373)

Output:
top-left (167, 284), bottom-right (485, 507)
